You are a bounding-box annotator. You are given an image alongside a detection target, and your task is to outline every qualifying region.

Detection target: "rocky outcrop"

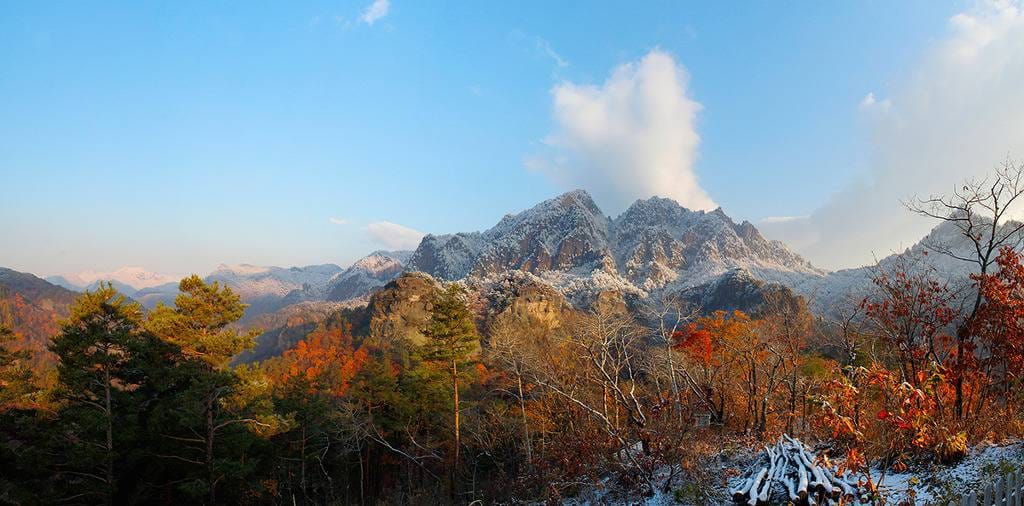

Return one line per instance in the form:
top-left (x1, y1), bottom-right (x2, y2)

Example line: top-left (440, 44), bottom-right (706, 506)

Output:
top-left (470, 271), bottom-right (574, 333)
top-left (676, 268), bottom-right (801, 316)
top-left (365, 272), bottom-right (441, 346)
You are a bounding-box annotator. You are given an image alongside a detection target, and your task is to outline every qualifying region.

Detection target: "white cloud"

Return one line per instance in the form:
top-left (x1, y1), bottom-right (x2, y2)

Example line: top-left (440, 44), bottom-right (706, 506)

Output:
top-left (859, 92), bottom-right (877, 109)
top-left (537, 37), bottom-right (568, 68)
top-left (859, 92), bottom-right (891, 112)
top-left (760, 215), bottom-right (809, 224)
top-left (328, 217), bottom-right (349, 225)
top-left (533, 49), bottom-right (714, 213)
top-left (761, 0), bottom-right (1024, 269)
top-left (366, 221), bottom-right (424, 250)
top-left (361, 0), bottom-right (390, 25)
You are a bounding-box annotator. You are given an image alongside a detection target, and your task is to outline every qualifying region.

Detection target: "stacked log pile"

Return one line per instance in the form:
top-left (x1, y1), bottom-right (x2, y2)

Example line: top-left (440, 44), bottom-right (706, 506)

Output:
top-left (730, 435), bottom-right (859, 505)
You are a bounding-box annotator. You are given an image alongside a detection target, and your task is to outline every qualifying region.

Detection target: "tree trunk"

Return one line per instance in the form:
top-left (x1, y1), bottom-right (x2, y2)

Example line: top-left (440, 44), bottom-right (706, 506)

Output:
top-left (104, 368), bottom-right (114, 506)
top-left (451, 359), bottom-right (460, 499)
top-left (207, 395), bottom-right (216, 505)
top-left (516, 374), bottom-right (532, 464)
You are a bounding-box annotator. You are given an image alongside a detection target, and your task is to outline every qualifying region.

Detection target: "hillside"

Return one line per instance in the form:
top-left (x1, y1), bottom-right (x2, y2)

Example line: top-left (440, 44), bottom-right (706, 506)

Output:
top-left (0, 267), bottom-right (78, 357)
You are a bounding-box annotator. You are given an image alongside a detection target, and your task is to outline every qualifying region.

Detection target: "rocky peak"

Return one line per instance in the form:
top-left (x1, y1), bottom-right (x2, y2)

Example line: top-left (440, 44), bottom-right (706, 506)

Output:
top-left (403, 190), bottom-right (823, 303)
top-left (325, 250), bottom-right (413, 302)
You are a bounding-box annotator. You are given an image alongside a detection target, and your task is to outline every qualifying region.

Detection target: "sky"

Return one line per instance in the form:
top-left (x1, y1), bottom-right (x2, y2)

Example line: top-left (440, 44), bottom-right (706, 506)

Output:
top-left (2, 1), bottom-right (1023, 278)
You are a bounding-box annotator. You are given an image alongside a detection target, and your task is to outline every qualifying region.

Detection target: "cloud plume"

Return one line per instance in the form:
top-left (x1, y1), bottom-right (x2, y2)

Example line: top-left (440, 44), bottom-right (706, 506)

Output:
top-left (366, 221), bottom-right (424, 250)
top-left (534, 49), bottom-right (715, 214)
top-left (761, 1), bottom-right (1024, 269)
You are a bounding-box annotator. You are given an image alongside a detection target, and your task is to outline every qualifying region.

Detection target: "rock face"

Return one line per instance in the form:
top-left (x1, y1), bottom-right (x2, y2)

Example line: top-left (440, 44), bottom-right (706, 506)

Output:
top-left (365, 272), bottom-right (441, 346)
top-left (408, 190), bottom-right (611, 280)
top-left (469, 271), bottom-right (574, 332)
top-left (406, 190), bottom-right (824, 303)
top-left (325, 250), bottom-right (412, 302)
top-left (677, 268), bottom-right (801, 316)
top-left (611, 198), bottom-right (819, 291)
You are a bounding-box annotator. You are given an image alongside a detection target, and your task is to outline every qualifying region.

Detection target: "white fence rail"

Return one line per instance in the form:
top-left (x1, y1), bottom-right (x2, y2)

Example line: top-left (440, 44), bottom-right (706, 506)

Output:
top-left (951, 468), bottom-right (1024, 506)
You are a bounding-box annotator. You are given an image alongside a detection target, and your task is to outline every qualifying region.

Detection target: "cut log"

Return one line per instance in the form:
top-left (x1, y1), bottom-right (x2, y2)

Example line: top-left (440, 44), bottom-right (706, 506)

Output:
top-left (747, 468), bottom-right (768, 506)
top-left (731, 477), bottom-right (754, 503)
top-left (734, 435), bottom-right (859, 505)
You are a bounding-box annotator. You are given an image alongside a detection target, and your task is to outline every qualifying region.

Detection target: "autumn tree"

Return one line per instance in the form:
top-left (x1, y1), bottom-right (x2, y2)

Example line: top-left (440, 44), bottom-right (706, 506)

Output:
top-left (907, 158), bottom-right (1024, 418)
top-left (759, 293), bottom-right (814, 435)
top-left (969, 246), bottom-right (1024, 413)
top-left (0, 323), bottom-right (34, 411)
top-left (419, 283), bottom-right (479, 497)
top-left (264, 323), bottom-right (367, 501)
top-left (860, 256), bottom-right (962, 443)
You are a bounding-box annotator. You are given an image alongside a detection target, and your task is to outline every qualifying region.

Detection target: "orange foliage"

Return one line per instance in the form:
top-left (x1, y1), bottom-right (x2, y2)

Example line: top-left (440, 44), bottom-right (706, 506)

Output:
top-left (269, 324), bottom-right (366, 397)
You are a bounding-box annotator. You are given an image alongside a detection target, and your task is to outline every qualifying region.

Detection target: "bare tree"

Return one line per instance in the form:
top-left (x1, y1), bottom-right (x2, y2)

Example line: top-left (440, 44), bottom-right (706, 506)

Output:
top-left (905, 157), bottom-right (1024, 418)
top-left (640, 293), bottom-right (700, 426)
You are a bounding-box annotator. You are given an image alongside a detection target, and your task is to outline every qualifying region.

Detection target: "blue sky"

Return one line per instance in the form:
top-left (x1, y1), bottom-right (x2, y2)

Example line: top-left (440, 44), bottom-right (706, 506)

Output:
top-left (4, 1), bottom-right (1017, 276)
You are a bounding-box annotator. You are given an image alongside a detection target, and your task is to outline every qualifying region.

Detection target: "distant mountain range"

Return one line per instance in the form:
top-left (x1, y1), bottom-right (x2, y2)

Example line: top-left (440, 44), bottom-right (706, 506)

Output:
top-left (3, 189), bottom-right (1008, 362)
top-left (47, 266), bottom-right (180, 295)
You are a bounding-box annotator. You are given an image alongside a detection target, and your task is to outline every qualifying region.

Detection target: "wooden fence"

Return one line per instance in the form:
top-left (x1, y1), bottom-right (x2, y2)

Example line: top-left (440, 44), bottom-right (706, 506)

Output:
top-left (951, 468), bottom-right (1024, 506)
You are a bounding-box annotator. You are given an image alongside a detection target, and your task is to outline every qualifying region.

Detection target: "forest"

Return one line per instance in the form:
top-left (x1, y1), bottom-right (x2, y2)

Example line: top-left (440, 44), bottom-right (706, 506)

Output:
top-left (2, 170), bottom-right (1024, 505)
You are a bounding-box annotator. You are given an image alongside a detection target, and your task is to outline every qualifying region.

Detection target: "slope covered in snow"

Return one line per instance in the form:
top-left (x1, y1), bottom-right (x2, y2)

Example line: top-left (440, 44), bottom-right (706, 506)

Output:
top-left (206, 263), bottom-right (342, 299)
top-left (798, 218), bottom-right (1024, 314)
top-left (47, 266), bottom-right (180, 294)
top-left (406, 190), bottom-right (825, 305)
top-left (325, 250), bottom-right (412, 302)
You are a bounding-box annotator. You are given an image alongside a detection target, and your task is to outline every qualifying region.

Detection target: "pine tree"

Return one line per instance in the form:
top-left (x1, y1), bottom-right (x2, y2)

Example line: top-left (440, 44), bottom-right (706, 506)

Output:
top-left (49, 283), bottom-right (149, 505)
top-left (146, 275), bottom-right (262, 504)
top-left (419, 284), bottom-right (478, 497)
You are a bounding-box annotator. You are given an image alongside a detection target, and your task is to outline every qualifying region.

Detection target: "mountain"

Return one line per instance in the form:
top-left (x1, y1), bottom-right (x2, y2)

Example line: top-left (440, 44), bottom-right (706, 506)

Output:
top-left (0, 267), bottom-right (78, 359)
top-left (46, 266), bottom-right (179, 294)
top-left (132, 282), bottom-right (181, 308)
top-left (325, 250), bottom-right (412, 302)
top-left (800, 217), bottom-right (1023, 314)
top-left (205, 263), bottom-right (343, 321)
top-left (406, 190), bottom-right (824, 306)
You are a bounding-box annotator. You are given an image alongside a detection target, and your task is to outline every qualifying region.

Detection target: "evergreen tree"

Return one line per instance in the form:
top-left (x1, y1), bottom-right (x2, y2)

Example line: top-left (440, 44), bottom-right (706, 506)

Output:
top-left (48, 284), bottom-right (149, 505)
top-left (146, 275), bottom-right (265, 504)
top-left (419, 284), bottom-right (479, 497)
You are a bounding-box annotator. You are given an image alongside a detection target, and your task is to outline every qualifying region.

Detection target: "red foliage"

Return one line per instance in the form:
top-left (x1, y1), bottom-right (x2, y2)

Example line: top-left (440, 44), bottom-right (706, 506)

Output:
top-left (671, 323), bottom-right (712, 366)
top-left (972, 246), bottom-right (1024, 378)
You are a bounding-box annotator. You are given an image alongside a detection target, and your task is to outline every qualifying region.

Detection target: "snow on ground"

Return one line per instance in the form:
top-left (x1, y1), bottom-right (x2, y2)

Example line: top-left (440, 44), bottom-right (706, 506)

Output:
top-left (564, 440), bottom-right (1022, 505)
top-left (873, 440), bottom-right (1023, 505)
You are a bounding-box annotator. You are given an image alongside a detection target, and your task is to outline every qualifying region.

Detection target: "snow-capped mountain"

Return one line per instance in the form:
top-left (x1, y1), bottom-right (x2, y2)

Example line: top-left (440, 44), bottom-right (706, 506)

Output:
top-left (47, 266), bottom-right (180, 294)
top-left (406, 190), bottom-right (824, 301)
top-left (200, 263), bottom-right (342, 323)
top-left (325, 250), bottom-right (412, 302)
top-left (799, 217), bottom-right (1024, 314)
top-left (206, 263), bottom-right (342, 300)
